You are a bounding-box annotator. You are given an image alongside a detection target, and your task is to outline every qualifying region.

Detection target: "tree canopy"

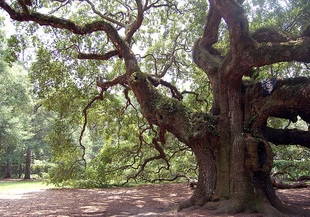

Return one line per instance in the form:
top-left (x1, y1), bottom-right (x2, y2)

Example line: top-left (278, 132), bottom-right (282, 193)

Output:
top-left (0, 0), bottom-right (310, 216)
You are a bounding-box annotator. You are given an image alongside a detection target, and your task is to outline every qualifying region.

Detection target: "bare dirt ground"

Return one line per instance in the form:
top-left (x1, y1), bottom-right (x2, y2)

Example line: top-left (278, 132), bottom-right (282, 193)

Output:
top-left (0, 183), bottom-right (309, 217)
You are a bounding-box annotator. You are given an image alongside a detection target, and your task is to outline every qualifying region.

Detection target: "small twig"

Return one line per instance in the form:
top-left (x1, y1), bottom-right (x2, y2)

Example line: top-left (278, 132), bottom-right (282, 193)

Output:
top-left (137, 53), bottom-right (158, 75)
top-left (49, 0), bottom-right (72, 14)
top-left (181, 90), bottom-right (209, 106)
top-left (284, 120), bottom-right (291, 129)
top-left (158, 30), bottom-right (185, 78)
top-left (81, 0), bottom-right (126, 28)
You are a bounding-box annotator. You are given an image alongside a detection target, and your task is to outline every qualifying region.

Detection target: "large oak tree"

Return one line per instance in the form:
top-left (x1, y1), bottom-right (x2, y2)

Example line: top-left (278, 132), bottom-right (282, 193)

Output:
top-left (1, 0), bottom-right (310, 216)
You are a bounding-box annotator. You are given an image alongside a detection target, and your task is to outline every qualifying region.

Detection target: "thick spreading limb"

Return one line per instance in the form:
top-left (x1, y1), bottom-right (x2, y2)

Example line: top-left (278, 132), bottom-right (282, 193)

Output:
top-left (248, 38), bottom-right (310, 67)
top-left (78, 50), bottom-right (120, 60)
top-left (244, 77), bottom-right (310, 137)
top-left (265, 127), bottom-right (310, 148)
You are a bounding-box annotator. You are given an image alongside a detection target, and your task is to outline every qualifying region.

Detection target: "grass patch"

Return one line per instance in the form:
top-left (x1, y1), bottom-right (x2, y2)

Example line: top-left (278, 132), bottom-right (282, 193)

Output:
top-left (0, 179), bottom-right (53, 191)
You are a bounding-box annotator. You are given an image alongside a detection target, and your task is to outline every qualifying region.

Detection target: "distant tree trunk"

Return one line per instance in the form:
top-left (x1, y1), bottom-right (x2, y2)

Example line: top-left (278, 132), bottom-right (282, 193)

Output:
top-left (4, 159), bottom-right (12, 178)
top-left (24, 147), bottom-right (31, 179)
top-left (18, 163), bottom-right (23, 179)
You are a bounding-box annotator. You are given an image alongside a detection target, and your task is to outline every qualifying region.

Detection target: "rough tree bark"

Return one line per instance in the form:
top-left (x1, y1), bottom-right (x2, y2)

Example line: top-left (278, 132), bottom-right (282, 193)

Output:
top-left (1, 0), bottom-right (310, 216)
top-left (191, 0), bottom-right (310, 215)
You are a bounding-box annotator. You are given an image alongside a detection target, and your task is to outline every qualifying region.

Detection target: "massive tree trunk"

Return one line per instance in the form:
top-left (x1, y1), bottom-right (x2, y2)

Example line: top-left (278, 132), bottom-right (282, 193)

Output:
top-left (187, 0), bottom-right (310, 215)
top-left (178, 140), bottom-right (217, 211)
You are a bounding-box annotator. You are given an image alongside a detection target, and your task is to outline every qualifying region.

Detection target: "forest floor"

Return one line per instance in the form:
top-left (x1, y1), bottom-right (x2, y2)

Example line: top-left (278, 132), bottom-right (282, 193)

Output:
top-left (0, 181), bottom-right (309, 217)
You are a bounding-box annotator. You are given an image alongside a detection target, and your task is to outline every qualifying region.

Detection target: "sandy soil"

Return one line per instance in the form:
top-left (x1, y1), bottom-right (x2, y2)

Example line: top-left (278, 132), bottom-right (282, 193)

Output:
top-left (0, 183), bottom-right (309, 217)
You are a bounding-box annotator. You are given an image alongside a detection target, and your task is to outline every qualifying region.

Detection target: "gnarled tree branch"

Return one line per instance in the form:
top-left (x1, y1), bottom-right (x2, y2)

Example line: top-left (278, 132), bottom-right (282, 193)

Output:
top-left (78, 50), bottom-right (119, 60)
top-left (248, 37), bottom-right (310, 68)
top-left (0, 0), bottom-right (133, 60)
top-left (265, 127), bottom-right (310, 148)
top-left (244, 77), bottom-right (310, 134)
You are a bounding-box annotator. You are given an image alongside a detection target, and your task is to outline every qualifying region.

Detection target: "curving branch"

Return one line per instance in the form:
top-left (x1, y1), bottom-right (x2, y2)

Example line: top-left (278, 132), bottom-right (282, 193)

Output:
top-left (81, 0), bottom-right (126, 28)
top-left (248, 37), bottom-right (310, 68)
top-left (200, 3), bottom-right (221, 48)
top-left (125, 0), bottom-right (144, 44)
top-left (244, 77), bottom-right (310, 133)
top-left (0, 0), bottom-right (132, 59)
top-left (157, 30), bottom-right (185, 78)
top-left (265, 127), bottom-right (310, 148)
top-left (96, 74), bottom-right (127, 91)
top-left (193, 1), bottom-right (223, 72)
top-left (210, 0), bottom-right (249, 50)
top-left (79, 92), bottom-right (104, 167)
top-left (147, 76), bottom-right (183, 101)
top-left (78, 50), bottom-right (120, 60)
top-left (143, 0), bottom-right (178, 11)
top-left (181, 90), bottom-right (209, 106)
top-left (209, 0), bottom-right (249, 81)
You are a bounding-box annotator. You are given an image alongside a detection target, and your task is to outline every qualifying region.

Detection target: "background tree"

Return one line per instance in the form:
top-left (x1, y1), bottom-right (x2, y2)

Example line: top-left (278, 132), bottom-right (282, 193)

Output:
top-left (0, 0), bottom-right (309, 216)
top-left (0, 21), bottom-right (52, 179)
top-left (0, 62), bottom-right (32, 178)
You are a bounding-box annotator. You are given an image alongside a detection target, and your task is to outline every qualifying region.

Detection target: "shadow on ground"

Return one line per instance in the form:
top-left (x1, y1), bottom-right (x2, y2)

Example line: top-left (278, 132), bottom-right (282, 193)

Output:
top-left (0, 183), bottom-right (309, 217)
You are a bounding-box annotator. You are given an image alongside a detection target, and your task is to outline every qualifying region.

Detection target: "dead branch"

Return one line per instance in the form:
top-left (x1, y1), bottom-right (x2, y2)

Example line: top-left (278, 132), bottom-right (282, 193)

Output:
top-left (143, 174), bottom-right (190, 183)
top-left (275, 182), bottom-right (308, 189)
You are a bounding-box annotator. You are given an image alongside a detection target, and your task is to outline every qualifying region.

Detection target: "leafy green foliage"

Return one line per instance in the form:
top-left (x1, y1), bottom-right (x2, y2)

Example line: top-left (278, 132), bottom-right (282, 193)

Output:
top-left (3, 35), bottom-right (27, 66)
top-left (0, 60), bottom-right (33, 178)
top-left (46, 118), bottom-right (85, 186)
top-left (78, 134), bottom-right (196, 188)
top-left (247, 0), bottom-right (310, 36)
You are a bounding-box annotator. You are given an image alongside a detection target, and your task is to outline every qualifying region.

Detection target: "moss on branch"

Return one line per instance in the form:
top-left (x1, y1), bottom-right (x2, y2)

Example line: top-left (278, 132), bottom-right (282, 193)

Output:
top-left (130, 72), bottom-right (217, 143)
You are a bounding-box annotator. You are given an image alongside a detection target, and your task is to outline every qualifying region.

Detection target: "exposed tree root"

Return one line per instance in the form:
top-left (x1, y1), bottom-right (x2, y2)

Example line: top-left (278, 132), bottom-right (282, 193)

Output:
top-left (177, 198), bottom-right (200, 212)
top-left (210, 198), bottom-right (250, 215)
top-left (179, 195), bottom-right (310, 217)
top-left (177, 192), bottom-right (210, 211)
top-left (255, 200), bottom-right (289, 217)
top-left (256, 198), bottom-right (310, 217)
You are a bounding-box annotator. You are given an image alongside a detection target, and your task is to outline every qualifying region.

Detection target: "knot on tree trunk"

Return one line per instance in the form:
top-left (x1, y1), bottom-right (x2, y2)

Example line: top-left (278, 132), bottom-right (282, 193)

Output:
top-left (190, 112), bottom-right (217, 141)
top-left (245, 136), bottom-right (273, 173)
